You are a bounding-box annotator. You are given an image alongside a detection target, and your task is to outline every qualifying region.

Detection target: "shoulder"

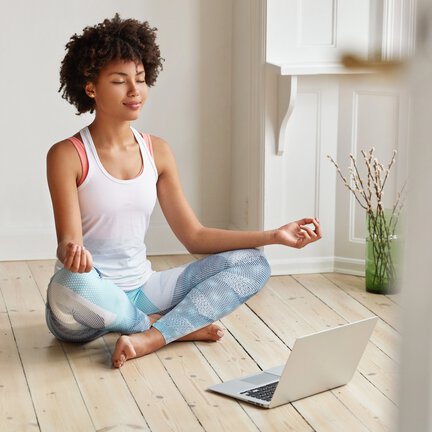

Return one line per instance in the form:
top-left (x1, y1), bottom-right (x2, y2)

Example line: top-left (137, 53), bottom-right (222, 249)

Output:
top-left (149, 134), bottom-right (172, 156)
top-left (149, 135), bottom-right (176, 176)
top-left (47, 137), bottom-right (79, 160)
top-left (47, 137), bottom-right (82, 178)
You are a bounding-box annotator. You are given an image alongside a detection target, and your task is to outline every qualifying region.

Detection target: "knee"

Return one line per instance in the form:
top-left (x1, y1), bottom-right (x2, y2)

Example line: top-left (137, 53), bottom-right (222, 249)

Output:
top-left (251, 252), bottom-right (271, 292)
top-left (257, 253), bottom-right (271, 284)
top-left (227, 248), bottom-right (271, 276)
top-left (49, 268), bottom-right (97, 297)
top-left (228, 249), bottom-right (271, 296)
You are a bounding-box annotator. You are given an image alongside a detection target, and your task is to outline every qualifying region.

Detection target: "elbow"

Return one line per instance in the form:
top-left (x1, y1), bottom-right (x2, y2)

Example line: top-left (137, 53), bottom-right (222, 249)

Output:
top-left (183, 238), bottom-right (203, 255)
top-left (185, 244), bottom-right (203, 255)
top-left (181, 225), bottom-right (205, 254)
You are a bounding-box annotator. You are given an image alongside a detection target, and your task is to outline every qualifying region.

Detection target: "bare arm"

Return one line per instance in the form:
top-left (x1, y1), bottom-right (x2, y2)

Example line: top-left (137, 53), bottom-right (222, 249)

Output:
top-left (153, 136), bottom-right (322, 254)
top-left (46, 140), bottom-right (92, 272)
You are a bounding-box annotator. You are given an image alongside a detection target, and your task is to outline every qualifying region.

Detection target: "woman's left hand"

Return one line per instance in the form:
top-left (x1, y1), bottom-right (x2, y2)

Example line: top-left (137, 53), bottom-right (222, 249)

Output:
top-left (275, 218), bottom-right (322, 249)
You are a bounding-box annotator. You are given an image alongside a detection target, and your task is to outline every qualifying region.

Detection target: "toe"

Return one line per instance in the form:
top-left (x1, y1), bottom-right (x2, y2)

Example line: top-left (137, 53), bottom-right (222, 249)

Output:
top-left (112, 335), bottom-right (137, 367)
top-left (210, 325), bottom-right (224, 341)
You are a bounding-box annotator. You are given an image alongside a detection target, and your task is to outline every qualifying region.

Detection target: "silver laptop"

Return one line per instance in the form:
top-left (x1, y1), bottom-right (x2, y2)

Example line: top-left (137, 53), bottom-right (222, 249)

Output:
top-left (208, 316), bottom-right (378, 408)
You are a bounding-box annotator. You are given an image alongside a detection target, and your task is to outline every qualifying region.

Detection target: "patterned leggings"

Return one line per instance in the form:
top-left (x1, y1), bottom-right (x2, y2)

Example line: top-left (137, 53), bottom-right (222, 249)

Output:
top-left (45, 249), bottom-right (271, 344)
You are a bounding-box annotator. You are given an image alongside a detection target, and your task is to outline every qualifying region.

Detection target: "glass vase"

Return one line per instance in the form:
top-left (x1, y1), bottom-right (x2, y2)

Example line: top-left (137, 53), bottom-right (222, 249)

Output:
top-left (365, 211), bottom-right (399, 294)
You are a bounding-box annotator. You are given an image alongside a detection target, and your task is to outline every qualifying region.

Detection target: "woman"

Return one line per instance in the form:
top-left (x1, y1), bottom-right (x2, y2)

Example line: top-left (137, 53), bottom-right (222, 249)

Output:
top-left (46, 14), bottom-right (322, 368)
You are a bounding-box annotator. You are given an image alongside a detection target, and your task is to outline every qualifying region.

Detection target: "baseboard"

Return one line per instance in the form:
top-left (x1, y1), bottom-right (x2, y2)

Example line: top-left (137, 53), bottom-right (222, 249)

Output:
top-left (268, 256), bottom-right (335, 275)
top-left (333, 256), bottom-right (365, 276)
top-left (267, 255), bottom-right (365, 276)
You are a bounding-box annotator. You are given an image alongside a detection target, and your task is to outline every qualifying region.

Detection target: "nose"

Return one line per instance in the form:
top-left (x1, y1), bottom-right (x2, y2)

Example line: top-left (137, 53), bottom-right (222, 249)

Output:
top-left (127, 82), bottom-right (138, 97)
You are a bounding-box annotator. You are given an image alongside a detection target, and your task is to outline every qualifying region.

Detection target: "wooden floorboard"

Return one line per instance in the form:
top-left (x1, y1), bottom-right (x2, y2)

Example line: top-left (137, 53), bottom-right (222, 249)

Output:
top-left (0, 257), bottom-right (400, 432)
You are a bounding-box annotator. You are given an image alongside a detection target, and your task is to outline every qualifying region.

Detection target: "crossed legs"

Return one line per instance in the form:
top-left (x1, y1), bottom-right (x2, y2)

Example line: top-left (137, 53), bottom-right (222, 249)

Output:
top-left (112, 249), bottom-right (270, 367)
top-left (46, 249), bottom-right (270, 367)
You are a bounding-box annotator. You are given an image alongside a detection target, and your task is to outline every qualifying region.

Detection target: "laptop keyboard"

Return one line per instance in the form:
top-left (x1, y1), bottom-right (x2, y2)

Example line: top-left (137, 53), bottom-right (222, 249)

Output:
top-left (240, 381), bottom-right (278, 402)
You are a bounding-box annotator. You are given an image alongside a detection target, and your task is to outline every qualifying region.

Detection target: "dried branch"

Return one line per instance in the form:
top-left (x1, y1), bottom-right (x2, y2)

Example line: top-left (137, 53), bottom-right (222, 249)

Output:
top-left (327, 155), bottom-right (369, 210)
top-left (327, 149), bottom-right (405, 219)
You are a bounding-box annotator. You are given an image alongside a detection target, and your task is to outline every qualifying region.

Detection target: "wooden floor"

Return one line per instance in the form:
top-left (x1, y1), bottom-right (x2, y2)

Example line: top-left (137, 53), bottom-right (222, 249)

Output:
top-left (0, 255), bottom-right (400, 432)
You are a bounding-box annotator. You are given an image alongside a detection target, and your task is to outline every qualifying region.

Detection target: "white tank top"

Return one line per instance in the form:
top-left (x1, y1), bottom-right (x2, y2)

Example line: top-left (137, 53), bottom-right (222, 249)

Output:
top-left (77, 126), bottom-right (158, 291)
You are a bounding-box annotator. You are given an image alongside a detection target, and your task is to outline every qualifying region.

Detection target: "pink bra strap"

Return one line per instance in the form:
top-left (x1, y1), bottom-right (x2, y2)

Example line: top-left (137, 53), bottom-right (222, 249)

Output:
top-left (140, 132), bottom-right (154, 158)
top-left (68, 136), bottom-right (89, 187)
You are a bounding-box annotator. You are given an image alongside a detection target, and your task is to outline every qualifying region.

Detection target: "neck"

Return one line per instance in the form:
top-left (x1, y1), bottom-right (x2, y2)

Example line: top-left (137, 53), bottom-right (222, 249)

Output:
top-left (88, 116), bottom-right (134, 149)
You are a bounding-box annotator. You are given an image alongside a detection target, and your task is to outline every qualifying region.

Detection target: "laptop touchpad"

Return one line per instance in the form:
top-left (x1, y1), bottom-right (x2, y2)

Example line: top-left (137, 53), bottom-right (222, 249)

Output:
top-left (241, 373), bottom-right (277, 386)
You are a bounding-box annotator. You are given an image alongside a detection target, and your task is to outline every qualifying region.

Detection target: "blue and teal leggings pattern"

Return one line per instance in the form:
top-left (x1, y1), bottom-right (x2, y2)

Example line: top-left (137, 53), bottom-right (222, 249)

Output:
top-left (45, 249), bottom-right (271, 344)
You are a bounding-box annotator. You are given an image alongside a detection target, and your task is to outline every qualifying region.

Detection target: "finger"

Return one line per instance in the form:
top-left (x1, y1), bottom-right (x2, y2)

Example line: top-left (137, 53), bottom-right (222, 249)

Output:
top-left (297, 217), bottom-right (314, 226)
top-left (300, 227), bottom-right (313, 241)
top-left (63, 243), bottom-right (78, 270)
top-left (312, 218), bottom-right (323, 238)
top-left (79, 246), bottom-right (87, 273)
top-left (70, 246), bottom-right (83, 272)
top-left (84, 247), bottom-right (93, 272)
top-left (296, 228), bottom-right (306, 238)
top-left (300, 223), bottom-right (316, 235)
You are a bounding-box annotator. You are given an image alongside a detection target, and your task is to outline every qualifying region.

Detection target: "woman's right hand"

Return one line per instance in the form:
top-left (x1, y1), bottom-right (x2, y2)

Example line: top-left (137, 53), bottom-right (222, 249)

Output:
top-left (58, 241), bottom-right (93, 273)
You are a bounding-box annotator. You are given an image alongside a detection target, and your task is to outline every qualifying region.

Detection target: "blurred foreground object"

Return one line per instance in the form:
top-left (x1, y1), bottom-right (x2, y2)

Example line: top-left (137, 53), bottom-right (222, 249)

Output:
top-left (341, 53), bottom-right (403, 73)
top-left (397, 1), bottom-right (432, 431)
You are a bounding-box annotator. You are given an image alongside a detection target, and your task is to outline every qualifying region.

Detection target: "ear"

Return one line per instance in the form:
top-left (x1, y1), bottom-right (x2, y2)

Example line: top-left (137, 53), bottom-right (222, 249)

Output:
top-left (85, 82), bottom-right (95, 98)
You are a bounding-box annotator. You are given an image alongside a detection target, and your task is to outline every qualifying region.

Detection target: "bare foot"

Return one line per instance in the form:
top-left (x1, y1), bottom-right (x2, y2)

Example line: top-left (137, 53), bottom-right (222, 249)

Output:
top-left (112, 323), bottom-right (224, 368)
top-left (178, 324), bottom-right (225, 342)
top-left (112, 327), bottom-right (165, 368)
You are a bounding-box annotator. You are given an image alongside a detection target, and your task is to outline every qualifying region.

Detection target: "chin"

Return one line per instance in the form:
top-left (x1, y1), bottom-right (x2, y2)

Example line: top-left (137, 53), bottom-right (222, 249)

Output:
top-left (123, 113), bottom-right (141, 122)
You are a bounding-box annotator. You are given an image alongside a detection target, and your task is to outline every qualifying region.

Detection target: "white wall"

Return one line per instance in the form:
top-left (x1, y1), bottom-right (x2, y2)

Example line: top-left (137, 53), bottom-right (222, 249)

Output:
top-left (263, 73), bottom-right (339, 274)
top-left (333, 73), bottom-right (409, 274)
top-left (0, 0), bottom-right (233, 260)
top-left (245, 0), bottom-right (413, 275)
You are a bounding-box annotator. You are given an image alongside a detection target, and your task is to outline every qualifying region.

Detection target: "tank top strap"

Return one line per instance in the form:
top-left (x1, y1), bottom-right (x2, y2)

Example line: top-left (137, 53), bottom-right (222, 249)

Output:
top-left (131, 127), bottom-right (158, 179)
top-left (78, 126), bottom-right (157, 184)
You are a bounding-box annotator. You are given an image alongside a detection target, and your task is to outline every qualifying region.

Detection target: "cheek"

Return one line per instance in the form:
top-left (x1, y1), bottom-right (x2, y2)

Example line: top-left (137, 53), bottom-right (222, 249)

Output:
top-left (141, 86), bottom-right (149, 101)
top-left (95, 87), bottom-right (121, 103)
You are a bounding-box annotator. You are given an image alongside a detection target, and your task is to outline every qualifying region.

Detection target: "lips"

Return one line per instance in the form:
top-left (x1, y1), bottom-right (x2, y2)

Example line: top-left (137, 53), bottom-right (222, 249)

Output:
top-left (124, 101), bottom-right (141, 109)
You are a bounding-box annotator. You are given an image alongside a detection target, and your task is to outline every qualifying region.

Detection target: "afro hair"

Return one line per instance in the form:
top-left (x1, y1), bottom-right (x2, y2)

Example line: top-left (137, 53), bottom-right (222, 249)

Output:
top-left (59, 13), bottom-right (164, 114)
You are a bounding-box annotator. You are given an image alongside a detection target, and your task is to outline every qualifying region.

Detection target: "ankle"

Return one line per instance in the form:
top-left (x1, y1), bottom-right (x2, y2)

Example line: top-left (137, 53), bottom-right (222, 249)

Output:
top-left (132, 327), bottom-right (165, 349)
top-left (149, 327), bottom-right (166, 343)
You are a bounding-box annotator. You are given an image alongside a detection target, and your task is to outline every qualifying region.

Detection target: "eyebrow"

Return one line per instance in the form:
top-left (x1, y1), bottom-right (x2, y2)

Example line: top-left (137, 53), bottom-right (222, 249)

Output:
top-left (108, 70), bottom-right (145, 77)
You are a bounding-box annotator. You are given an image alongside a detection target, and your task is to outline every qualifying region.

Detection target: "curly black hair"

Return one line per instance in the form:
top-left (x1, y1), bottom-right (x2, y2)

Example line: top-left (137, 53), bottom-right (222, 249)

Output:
top-left (59, 13), bottom-right (164, 114)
